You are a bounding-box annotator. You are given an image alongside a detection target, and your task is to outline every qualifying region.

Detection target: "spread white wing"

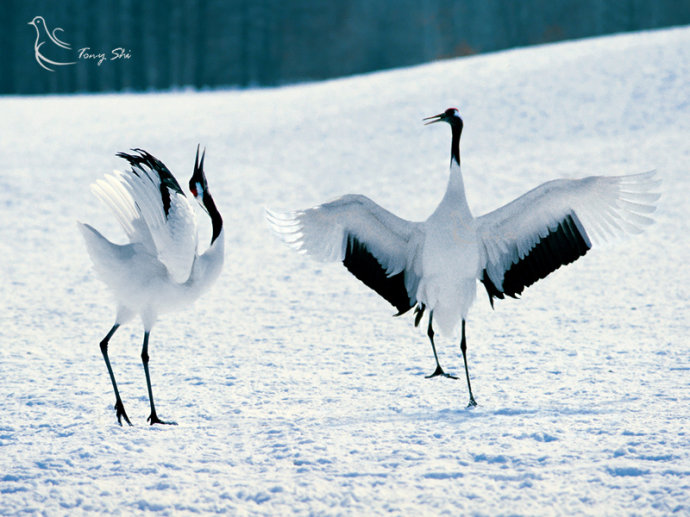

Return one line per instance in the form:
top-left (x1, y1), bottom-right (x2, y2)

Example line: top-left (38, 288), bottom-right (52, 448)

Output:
top-left (266, 194), bottom-right (424, 314)
top-left (476, 171), bottom-right (660, 305)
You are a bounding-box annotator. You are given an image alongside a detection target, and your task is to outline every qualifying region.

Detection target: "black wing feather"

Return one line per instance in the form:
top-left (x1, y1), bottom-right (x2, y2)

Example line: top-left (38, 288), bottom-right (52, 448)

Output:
top-left (116, 149), bottom-right (184, 217)
top-left (481, 213), bottom-right (591, 307)
top-left (343, 235), bottom-right (414, 315)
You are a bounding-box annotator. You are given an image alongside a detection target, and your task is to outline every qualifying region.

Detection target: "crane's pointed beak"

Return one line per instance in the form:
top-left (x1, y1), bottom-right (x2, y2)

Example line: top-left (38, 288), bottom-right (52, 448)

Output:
top-left (190, 144), bottom-right (208, 199)
top-left (423, 113), bottom-right (445, 125)
top-left (194, 144), bottom-right (206, 177)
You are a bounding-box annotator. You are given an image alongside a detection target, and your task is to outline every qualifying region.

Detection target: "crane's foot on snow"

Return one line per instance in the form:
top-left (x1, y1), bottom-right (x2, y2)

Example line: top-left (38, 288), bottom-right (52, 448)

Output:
top-left (114, 399), bottom-right (132, 426)
top-left (147, 413), bottom-right (177, 426)
top-left (466, 396), bottom-right (478, 409)
top-left (425, 365), bottom-right (458, 379)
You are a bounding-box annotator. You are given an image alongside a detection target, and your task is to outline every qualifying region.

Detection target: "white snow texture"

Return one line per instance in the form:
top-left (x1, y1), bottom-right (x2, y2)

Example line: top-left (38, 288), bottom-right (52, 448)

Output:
top-left (1, 27), bottom-right (689, 515)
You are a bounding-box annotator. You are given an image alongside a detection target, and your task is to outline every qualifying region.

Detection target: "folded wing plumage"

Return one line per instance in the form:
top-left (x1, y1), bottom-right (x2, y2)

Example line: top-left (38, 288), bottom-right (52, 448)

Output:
top-left (91, 150), bottom-right (198, 284)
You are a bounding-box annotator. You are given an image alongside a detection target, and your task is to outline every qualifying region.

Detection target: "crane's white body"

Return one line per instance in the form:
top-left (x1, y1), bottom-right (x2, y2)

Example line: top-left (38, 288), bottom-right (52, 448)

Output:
top-left (79, 165), bottom-right (224, 331)
top-left (79, 223), bottom-right (224, 330)
top-left (418, 158), bottom-right (479, 335)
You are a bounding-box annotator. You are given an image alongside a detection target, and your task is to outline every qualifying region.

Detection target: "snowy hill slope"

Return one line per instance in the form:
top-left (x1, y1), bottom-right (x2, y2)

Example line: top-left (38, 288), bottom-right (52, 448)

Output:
top-left (1, 27), bottom-right (689, 515)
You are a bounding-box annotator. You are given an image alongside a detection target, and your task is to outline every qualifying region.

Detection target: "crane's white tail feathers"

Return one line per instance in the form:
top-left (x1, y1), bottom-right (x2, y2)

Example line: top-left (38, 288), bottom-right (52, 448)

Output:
top-left (77, 221), bottom-right (104, 256)
top-left (77, 221), bottom-right (130, 283)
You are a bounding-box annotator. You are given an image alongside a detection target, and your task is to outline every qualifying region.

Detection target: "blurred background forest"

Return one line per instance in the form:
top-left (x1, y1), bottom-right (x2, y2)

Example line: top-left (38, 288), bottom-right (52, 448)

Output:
top-left (5, 0), bottom-right (690, 95)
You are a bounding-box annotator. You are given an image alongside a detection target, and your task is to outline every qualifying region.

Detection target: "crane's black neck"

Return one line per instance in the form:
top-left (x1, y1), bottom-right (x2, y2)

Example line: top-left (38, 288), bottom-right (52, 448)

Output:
top-left (449, 119), bottom-right (463, 167)
top-left (203, 193), bottom-right (223, 243)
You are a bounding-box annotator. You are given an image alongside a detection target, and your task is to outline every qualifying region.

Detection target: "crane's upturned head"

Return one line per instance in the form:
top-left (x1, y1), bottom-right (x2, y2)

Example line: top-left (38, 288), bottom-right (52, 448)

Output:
top-left (423, 108), bottom-right (463, 129)
top-left (189, 144), bottom-right (223, 242)
top-left (189, 144), bottom-right (208, 201)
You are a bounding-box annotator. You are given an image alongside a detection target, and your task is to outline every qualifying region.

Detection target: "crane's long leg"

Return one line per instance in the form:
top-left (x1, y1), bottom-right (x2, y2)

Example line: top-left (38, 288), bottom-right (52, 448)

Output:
top-left (141, 331), bottom-right (176, 425)
top-left (100, 323), bottom-right (132, 426)
top-left (425, 312), bottom-right (458, 379)
top-left (460, 320), bottom-right (478, 407)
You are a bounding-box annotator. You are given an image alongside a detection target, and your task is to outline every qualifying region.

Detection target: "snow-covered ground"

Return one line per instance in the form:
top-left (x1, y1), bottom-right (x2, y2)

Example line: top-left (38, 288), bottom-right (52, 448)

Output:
top-left (1, 26), bottom-right (689, 515)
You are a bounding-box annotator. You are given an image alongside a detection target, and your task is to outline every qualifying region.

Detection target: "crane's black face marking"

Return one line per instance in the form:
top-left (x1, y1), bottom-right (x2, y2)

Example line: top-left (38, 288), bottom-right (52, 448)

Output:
top-left (116, 149), bottom-right (184, 217)
top-left (343, 235), bottom-right (414, 315)
top-left (481, 212), bottom-right (591, 307)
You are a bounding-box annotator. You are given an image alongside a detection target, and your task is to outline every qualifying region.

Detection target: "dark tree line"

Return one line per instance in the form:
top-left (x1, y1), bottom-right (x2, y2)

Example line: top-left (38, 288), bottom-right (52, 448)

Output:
top-left (4, 0), bottom-right (690, 95)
